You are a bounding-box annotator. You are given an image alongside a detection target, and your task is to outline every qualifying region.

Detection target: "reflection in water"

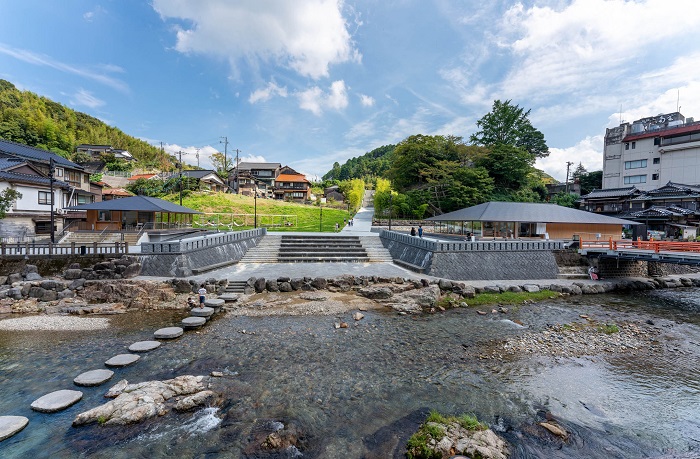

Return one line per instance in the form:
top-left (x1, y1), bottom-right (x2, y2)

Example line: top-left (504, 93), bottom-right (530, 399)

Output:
top-left (0, 289), bottom-right (698, 458)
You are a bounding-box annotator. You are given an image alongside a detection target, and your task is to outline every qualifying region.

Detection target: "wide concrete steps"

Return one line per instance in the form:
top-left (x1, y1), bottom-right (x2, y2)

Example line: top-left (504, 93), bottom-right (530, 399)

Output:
top-left (240, 235), bottom-right (281, 263)
top-left (60, 232), bottom-right (140, 246)
top-left (277, 235), bottom-right (369, 263)
top-left (557, 266), bottom-right (590, 280)
top-left (224, 280), bottom-right (248, 293)
top-left (360, 237), bottom-right (393, 262)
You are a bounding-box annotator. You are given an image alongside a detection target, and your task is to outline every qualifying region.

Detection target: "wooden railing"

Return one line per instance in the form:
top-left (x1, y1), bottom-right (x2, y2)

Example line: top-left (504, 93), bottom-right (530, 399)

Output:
top-left (1, 241), bottom-right (128, 257)
top-left (581, 238), bottom-right (700, 254)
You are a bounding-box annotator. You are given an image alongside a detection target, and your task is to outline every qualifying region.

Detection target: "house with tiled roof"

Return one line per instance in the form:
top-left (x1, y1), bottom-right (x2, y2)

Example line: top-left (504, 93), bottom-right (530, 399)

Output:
top-left (273, 166), bottom-right (311, 201)
top-left (161, 169), bottom-right (228, 193)
top-left (127, 173), bottom-right (159, 182)
top-left (0, 139), bottom-right (97, 241)
top-left (228, 161), bottom-right (281, 194)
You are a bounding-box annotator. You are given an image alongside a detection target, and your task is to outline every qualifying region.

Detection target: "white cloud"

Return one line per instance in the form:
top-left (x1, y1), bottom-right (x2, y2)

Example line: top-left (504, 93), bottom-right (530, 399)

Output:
top-left (0, 42), bottom-right (128, 93)
top-left (71, 89), bottom-right (105, 108)
top-left (536, 135), bottom-right (604, 182)
top-left (249, 81), bottom-right (288, 104)
top-left (152, 0), bottom-right (361, 79)
top-left (297, 80), bottom-right (348, 115)
top-left (358, 94), bottom-right (374, 107)
top-left (498, 0), bottom-right (700, 100)
top-left (83, 6), bottom-right (106, 22)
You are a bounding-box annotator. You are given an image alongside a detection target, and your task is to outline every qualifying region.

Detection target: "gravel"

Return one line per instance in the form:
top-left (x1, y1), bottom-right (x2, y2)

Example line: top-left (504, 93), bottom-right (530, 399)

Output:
top-left (0, 316), bottom-right (110, 331)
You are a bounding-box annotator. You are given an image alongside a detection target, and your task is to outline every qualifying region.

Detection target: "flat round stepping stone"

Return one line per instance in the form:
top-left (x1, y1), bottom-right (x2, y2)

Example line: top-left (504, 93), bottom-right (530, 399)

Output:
top-left (104, 354), bottom-right (140, 367)
top-left (203, 299), bottom-right (224, 310)
top-left (31, 390), bottom-right (83, 413)
top-left (182, 316), bottom-right (206, 329)
top-left (128, 340), bottom-right (161, 352)
top-left (74, 369), bottom-right (114, 387)
top-left (0, 416), bottom-right (28, 441)
top-left (191, 306), bottom-right (215, 318)
top-left (218, 293), bottom-right (239, 302)
top-left (154, 327), bottom-right (183, 339)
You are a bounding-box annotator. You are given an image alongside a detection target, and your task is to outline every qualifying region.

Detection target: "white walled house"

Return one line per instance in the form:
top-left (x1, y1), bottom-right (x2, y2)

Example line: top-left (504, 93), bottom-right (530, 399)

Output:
top-left (603, 112), bottom-right (700, 191)
top-left (0, 139), bottom-right (96, 241)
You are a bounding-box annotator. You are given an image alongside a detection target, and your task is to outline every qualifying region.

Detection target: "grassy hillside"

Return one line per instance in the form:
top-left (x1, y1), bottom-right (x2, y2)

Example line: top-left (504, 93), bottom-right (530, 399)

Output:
top-left (164, 192), bottom-right (352, 232)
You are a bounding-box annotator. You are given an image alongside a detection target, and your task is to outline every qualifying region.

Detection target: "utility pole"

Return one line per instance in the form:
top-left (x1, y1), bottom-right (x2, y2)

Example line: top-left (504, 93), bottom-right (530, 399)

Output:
top-left (178, 150), bottom-right (183, 206)
top-left (233, 148), bottom-right (240, 194)
top-left (565, 161), bottom-right (574, 194)
top-left (196, 148), bottom-right (200, 168)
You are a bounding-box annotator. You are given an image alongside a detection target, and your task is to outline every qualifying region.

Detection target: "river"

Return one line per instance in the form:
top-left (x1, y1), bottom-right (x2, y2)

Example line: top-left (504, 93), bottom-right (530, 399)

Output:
top-left (0, 288), bottom-right (698, 458)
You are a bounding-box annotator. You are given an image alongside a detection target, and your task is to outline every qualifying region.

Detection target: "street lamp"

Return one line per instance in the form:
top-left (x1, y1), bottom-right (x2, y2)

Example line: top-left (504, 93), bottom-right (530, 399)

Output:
top-left (388, 192), bottom-right (393, 231)
top-left (254, 185), bottom-right (258, 229)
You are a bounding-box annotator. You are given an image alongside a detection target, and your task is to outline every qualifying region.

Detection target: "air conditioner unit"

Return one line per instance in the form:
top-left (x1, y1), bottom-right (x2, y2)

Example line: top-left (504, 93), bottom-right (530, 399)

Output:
top-left (55, 208), bottom-right (66, 215)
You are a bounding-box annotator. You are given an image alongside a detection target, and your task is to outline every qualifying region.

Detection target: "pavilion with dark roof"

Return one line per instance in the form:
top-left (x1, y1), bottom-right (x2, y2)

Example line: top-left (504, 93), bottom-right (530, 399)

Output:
top-left (426, 201), bottom-right (637, 240)
top-left (65, 195), bottom-right (201, 232)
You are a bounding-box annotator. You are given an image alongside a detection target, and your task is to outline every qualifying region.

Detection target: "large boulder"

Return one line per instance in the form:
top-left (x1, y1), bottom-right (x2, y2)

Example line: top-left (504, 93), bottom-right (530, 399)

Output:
top-left (357, 286), bottom-right (393, 300)
top-left (72, 375), bottom-right (218, 426)
top-left (387, 285), bottom-right (440, 314)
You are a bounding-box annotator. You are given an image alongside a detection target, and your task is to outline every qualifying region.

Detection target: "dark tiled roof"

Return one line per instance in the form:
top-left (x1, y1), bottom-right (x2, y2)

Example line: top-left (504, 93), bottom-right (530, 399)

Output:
top-left (0, 170), bottom-right (71, 188)
top-left (580, 187), bottom-right (638, 199)
top-left (0, 138), bottom-right (82, 169)
top-left (163, 170), bottom-right (223, 180)
top-left (426, 201), bottom-right (638, 225)
top-left (234, 162), bottom-right (281, 170)
top-left (0, 157), bottom-right (25, 170)
top-left (65, 195), bottom-right (201, 213)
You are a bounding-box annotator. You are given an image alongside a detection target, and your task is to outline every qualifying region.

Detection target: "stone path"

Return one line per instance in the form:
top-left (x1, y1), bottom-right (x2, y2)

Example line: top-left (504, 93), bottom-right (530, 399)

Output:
top-left (2, 294), bottom-right (226, 443)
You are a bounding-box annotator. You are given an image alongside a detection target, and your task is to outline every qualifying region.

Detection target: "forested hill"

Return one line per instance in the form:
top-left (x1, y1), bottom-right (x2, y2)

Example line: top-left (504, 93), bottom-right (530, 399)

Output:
top-left (0, 79), bottom-right (172, 169)
top-left (323, 144), bottom-right (395, 181)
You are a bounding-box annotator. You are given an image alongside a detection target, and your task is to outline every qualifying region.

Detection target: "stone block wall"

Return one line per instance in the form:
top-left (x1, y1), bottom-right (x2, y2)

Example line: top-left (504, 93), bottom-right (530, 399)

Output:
top-left (428, 251), bottom-right (559, 280)
top-left (598, 258), bottom-right (647, 278)
top-left (648, 262), bottom-right (700, 277)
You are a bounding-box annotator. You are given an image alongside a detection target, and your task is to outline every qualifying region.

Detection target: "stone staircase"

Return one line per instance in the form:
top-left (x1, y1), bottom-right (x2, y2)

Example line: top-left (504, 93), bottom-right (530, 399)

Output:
top-left (277, 235), bottom-right (369, 262)
top-left (239, 235), bottom-right (282, 263)
top-left (360, 236), bottom-right (393, 262)
top-left (557, 265), bottom-right (590, 280)
top-left (224, 280), bottom-right (248, 293)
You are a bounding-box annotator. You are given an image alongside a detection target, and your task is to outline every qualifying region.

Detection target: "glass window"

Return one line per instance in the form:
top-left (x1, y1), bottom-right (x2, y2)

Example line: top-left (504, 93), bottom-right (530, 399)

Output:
top-left (624, 159), bottom-right (647, 169)
top-left (631, 141), bottom-right (636, 149)
top-left (625, 143), bottom-right (630, 150)
top-left (38, 190), bottom-right (52, 205)
top-left (653, 158), bottom-right (660, 164)
top-left (652, 173), bottom-right (659, 180)
top-left (624, 175), bottom-right (647, 184)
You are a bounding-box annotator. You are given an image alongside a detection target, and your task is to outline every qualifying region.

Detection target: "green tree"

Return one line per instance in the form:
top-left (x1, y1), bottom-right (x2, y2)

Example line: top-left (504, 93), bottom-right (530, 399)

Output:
top-left (470, 99), bottom-right (549, 158)
top-left (577, 170), bottom-right (602, 195)
top-left (553, 192), bottom-right (579, 207)
top-left (0, 189), bottom-right (22, 218)
top-left (474, 144), bottom-right (535, 191)
top-left (126, 178), bottom-right (164, 197)
top-left (210, 152), bottom-right (230, 178)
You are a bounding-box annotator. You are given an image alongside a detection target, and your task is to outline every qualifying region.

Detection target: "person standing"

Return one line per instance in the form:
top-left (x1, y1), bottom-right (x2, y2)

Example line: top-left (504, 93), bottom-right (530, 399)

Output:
top-left (198, 284), bottom-right (207, 308)
top-left (418, 225), bottom-right (423, 238)
top-left (410, 227), bottom-right (416, 236)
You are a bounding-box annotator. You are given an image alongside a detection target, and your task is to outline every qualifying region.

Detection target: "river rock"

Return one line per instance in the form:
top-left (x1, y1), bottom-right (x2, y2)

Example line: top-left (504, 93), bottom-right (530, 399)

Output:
top-left (387, 284), bottom-right (440, 313)
top-left (74, 369), bottom-right (115, 387)
top-left (483, 285), bottom-right (501, 293)
top-left (154, 327), bottom-right (183, 339)
top-left (310, 277), bottom-right (327, 290)
top-left (218, 293), bottom-right (240, 302)
top-left (522, 284), bottom-right (540, 293)
top-left (72, 375), bottom-right (214, 426)
top-left (0, 416), bottom-right (29, 441)
top-left (105, 354), bottom-right (140, 367)
top-left (539, 421), bottom-right (568, 439)
top-left (31, 389), bottom-right (83, 413)
top-left (353, 312), bottom-right (364, 321)
top-left (357, 286), bottom-right (393, 300)
top-left (128, 340), bottom-right (161, 352)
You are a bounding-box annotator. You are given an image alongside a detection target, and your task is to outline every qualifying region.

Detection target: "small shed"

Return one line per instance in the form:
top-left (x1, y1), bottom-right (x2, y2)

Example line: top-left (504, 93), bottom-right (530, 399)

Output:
top-left (426, 201), bottom-right (638, 240)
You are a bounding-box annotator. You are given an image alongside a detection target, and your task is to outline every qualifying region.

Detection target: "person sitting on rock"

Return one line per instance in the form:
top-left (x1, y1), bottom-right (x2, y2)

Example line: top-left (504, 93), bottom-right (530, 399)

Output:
top-left (187, 297), bottom-right (196, 308)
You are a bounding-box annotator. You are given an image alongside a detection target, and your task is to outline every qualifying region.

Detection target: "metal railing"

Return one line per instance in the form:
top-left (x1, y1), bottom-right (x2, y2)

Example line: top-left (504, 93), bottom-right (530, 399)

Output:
top-left (581, 238), bottom-right (700, 254)
top-left (1, 241), bottom-right (128, 257)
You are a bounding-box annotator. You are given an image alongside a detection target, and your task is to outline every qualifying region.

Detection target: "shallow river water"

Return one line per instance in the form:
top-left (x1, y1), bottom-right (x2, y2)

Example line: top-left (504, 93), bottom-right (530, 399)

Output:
top-left (1, 288), bottom-right (699, 458)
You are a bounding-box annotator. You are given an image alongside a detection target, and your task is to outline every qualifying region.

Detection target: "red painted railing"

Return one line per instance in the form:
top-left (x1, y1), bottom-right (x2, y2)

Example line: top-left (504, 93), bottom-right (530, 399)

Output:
top-left (581, 238), bottom-right (700, 254)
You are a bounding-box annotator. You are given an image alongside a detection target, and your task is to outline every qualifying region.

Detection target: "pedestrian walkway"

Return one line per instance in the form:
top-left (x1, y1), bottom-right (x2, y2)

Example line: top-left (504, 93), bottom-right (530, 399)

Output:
top-left (340, 206), bottom-right (375, 235)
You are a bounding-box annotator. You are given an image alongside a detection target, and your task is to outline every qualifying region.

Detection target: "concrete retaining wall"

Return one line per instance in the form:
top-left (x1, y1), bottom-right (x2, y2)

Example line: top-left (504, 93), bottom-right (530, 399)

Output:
top-left (380, 230), bottom-right (561, 280)
top-left (139, 229), bottom-right (265, 277)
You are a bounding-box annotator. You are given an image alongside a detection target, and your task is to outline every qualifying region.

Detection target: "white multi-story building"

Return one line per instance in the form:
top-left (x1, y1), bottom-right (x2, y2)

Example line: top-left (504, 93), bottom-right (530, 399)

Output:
top-left (603, 111), bottom-right (700, 191)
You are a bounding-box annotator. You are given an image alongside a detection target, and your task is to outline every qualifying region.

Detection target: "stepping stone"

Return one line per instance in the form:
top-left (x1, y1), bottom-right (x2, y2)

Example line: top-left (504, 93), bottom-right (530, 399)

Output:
top-left (204, 299), bottom-right (224, 310)
top-left (154, 327), bottom-right (183, 339)
top-left (31, 390), bottom-right (83, 413)
top-left (128, 340), bottom-right (161, 352)
top-left (0, 416), bottom-right (28, 441)
top-left (218, 293), bottom-right (239, 302)
top-left (105, 354), bottom-right (140, 367)
top-left (191, 306), bottom-right (215, 318)
top-left (182, 316), bottom-right (206, 329)
top-left (74, 369), bottom-right (114, 387)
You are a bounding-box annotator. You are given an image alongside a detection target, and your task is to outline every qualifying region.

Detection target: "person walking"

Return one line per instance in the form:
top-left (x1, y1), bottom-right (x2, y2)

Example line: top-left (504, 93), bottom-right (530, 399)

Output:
top-left (410, 227), bottom-right (416, 236)
top-left (418, 225), bottom-right (423, 238)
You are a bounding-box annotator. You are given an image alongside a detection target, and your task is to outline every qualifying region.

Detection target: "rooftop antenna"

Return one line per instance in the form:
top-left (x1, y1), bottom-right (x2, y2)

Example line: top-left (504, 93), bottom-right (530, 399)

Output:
top-left (677, 89), bottom-right (680, 113)
top-left (619, 104), bottom-right (623, 125)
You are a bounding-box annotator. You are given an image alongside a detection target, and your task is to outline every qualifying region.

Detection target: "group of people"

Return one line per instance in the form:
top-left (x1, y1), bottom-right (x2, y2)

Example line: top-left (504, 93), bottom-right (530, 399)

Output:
top-left (335, 218), bottom-right (355, 232)
top-left (187, 283), bottom-right (208, 309)
top-left (410, 225), bottom-right (423, 238)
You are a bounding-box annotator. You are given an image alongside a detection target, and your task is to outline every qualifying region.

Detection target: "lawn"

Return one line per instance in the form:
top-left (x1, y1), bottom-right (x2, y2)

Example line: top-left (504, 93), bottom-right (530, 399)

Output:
top-left (162, 192), bottom-right (353, 232)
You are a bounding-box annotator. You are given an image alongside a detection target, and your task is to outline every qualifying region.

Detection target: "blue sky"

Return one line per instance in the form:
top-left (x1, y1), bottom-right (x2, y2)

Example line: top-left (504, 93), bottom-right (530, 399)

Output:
top-left (2, 0), bottom-right (700, 183)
